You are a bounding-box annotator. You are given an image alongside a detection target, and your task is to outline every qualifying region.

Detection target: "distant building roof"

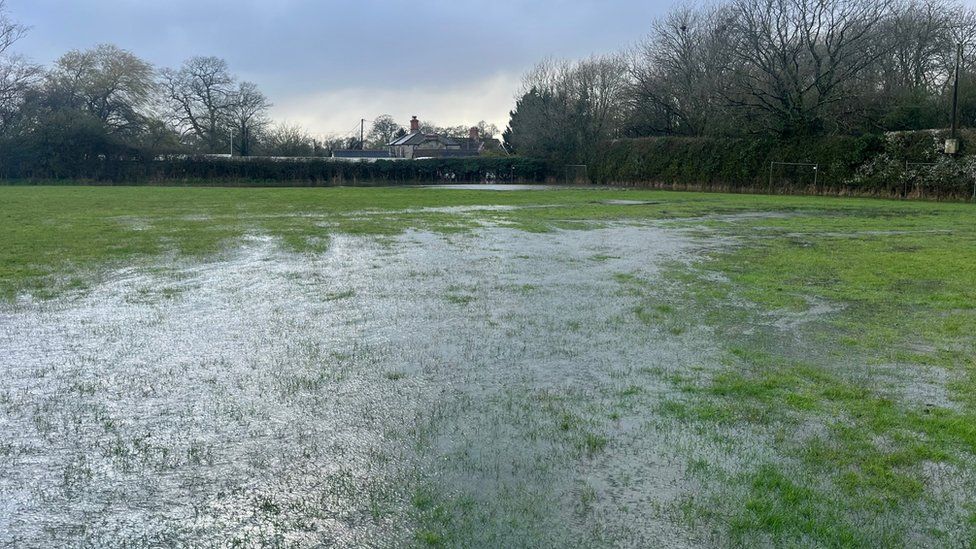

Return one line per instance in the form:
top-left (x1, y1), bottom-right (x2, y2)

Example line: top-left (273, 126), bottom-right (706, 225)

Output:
top-left (388, 132), bottom-right (460, 147)
top-left (333, 149), bottom-right (391, 159)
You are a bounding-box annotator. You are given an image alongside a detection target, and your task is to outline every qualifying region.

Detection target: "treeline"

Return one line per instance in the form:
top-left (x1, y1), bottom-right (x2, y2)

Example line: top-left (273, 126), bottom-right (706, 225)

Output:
top-left (0, 3), bottom-right (290, 165)
top-left (504, 0), bottom-right (976, 166)
top-left (0, 2), bottom-right (507, 181)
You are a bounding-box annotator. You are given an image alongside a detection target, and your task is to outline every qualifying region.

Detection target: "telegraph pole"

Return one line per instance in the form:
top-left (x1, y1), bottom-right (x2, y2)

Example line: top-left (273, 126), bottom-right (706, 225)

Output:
top-left (952, 42), bottom-right (962, 140)
top-left (944, 42), bottom-right (964, 155)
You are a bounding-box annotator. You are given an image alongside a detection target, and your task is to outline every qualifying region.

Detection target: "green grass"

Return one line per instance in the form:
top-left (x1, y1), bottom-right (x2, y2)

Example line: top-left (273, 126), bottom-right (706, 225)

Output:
top-left (3, 184), bottom-right (971, 301)
top-left (3, 184), bottom-right (976, 545)
top-left (642, 197), bottom-right (976, 546)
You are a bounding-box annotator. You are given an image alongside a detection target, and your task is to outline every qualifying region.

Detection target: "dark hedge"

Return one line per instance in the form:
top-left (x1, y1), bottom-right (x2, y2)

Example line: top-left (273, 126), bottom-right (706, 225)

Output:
top-left (0, 155), bottom-right (551, 185)
top-left (590, 131), bottom-right (976, 199)
top-left (591, 134), bottom-right (884, 189)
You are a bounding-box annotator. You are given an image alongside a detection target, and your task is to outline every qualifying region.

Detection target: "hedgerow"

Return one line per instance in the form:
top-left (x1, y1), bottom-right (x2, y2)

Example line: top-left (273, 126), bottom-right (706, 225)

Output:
top-left (591, 130), bottom-right (976, 199)
top-left (0, 154), bottom-right (550, 185)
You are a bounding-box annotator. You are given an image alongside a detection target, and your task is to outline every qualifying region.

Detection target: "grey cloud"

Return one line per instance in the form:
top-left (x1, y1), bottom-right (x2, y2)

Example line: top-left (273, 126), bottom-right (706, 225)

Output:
top-left (8, 0), bottom-right (668, 132)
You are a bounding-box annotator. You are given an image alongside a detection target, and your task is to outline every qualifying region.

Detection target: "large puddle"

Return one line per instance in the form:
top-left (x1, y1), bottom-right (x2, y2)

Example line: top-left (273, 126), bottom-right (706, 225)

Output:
top-left (0, 224), bottom-right (718, 546)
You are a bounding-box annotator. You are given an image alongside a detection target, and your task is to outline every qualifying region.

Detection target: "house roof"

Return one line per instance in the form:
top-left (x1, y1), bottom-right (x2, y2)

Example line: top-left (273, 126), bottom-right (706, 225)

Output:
top-left (388, 132), bottom-right (461, 147)
top-left (388, 133), bottom-right (411, 146)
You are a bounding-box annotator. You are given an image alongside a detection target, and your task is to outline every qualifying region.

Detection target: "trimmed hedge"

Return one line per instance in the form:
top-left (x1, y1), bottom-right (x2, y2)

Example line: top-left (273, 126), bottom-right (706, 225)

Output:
top-left (591, 134), bottom-right (884, 189)
top-left (591, 131), bottom-right (976, 199)
top-left (0, 155), bottom-right (551, 185)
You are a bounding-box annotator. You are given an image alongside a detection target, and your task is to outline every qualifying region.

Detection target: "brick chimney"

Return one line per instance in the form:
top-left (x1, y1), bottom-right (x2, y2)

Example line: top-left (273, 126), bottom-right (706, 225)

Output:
top-left (469, 127), bottom-right (480, 141)
top-left (410, 116), bottom-right (420, 133)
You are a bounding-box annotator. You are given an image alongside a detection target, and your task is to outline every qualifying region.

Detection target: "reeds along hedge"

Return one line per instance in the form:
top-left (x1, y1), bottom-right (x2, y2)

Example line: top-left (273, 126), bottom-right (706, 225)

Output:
top-left (590, 131), bottom-right (976, 199)
top-left (0, 156), bottom-right (551, 185)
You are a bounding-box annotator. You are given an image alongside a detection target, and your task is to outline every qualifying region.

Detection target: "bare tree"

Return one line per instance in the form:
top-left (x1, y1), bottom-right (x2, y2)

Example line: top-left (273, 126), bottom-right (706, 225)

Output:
top-left (631, 6), bottom-right (737, 135)
top-left (840, 0), bottom-right (972, 130)
top-left (727, 0), bottom-right (895, 134)
top-left (260, 122), bottom-right (315, 157)
top-left (161, 56), bottom-right (236, 153)
top-left (0, 0), bottom-right (26, 58)
top-left (416, 120), bottom-right (468, 137)
top-left (575, 56), bottom-right (631, 144)
top-left (366, 114), bottom-right (403, 147)
top-left (48, 44), bottom-right (156, 133)
top-left (475, 120), bottom-right (500, 139)
top-left (230, 81), bottom-right (270, 156)
top-left (0, 0), bottom-right (38, 133)
top-left (320, 135), bottom-right (349, 154)
top-left (881, 0), bottom-right (955, 92)
top-left (945, 2), bottom-right (976, 75)
top-left (517, 55), bottom-right (631, 161)
top-left (0, 55), bottom-right (38, 132)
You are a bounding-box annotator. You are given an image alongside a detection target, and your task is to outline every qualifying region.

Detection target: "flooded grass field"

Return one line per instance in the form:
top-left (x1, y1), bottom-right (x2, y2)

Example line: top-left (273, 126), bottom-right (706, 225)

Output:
top-left (2, 186), bottom-right (976, 547)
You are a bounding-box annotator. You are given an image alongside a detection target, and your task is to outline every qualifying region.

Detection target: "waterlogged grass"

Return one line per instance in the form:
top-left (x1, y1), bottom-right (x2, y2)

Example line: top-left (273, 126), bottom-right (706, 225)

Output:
top-left (3, 184), bottom-right (971, 300)
top-left (640, 202), bottom-right (976, 546)
top-left (3, 184), bottom-right (976, 546)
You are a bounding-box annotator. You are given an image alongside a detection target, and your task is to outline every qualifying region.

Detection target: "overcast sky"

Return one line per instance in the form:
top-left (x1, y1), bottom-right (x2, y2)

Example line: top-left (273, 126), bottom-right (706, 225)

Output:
top-left (6, 0), bottom-right (668, 138)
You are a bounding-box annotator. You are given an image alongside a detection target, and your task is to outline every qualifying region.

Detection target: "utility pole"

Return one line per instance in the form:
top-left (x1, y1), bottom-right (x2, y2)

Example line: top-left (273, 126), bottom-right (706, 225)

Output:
top-left (360, 119), bottom-right (366, 150)
top-left (945, 42), bottom-right (963, 155)
top-left (952, 42), bottom-right (963, 140)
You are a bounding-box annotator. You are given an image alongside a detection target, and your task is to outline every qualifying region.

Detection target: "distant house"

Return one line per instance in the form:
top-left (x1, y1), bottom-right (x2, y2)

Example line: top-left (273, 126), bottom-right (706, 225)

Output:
top-left (388, 116), bottom-right (501, 159)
